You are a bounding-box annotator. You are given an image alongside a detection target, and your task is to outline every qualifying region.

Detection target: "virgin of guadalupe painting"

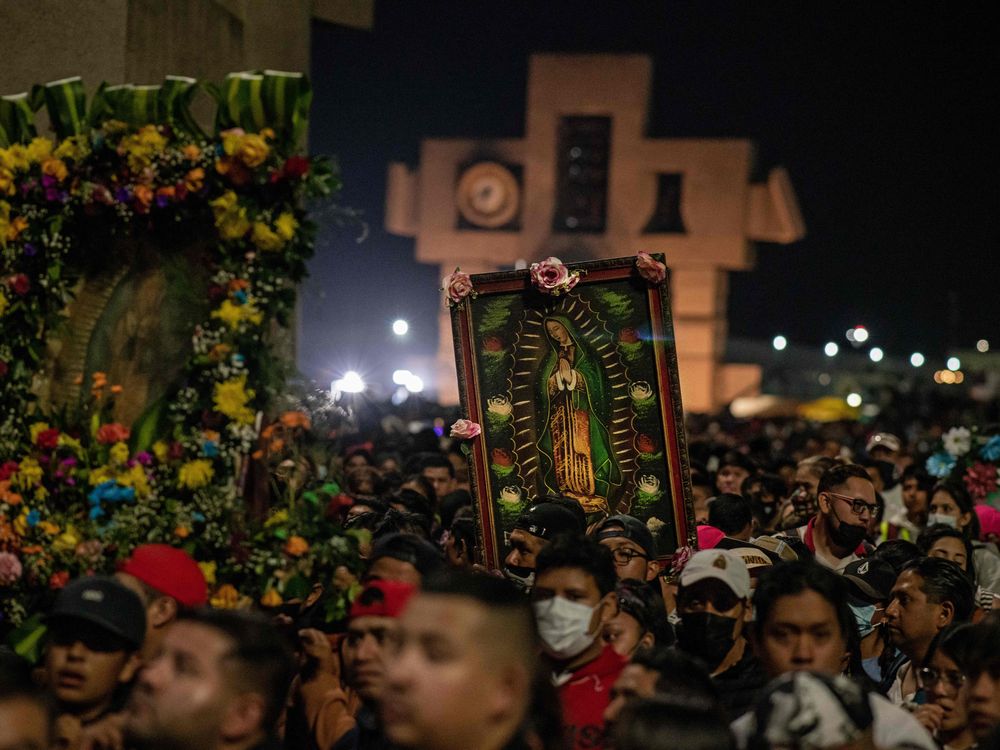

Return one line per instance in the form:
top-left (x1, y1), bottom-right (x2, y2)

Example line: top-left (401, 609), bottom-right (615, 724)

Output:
top-left (450, 255), bottom-right (695, 569)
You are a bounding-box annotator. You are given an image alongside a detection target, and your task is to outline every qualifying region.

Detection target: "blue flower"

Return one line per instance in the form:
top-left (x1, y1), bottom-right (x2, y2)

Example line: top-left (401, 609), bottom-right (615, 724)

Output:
top-left (192, 512), bottom-right (206, 523)
top-left (26, 510), bottom-right (40, 527)
top-left (926, 452), bottom-right (957, 478)
top-left (89, 505), bottom-right (106, 520)
top-left (202, 440), bottom-right (219, 458)
top-left (233, 290), bottom-right (248, 304)
top-left (980, 436), bottom-right (1000, 462)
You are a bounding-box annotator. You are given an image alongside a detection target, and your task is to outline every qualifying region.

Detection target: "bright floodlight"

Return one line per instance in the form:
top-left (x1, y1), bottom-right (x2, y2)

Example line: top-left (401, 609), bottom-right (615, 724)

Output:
top-left (947, 356), bottom-right (961, 372)
top-left (405, 375), bottom-right (424, 393)
top-left (824, 342), bottom-right (839, 357)
top-left (869, 347), bottom-right (884, 363)
top-left (846, 392), bottom-right (863, 408)
top-left (910, 352), bottom-right (925, 367)
top-left (336, 371), bottom-right (365, 393)
top-left (772, 335), bottom-right (788, 351)
top-left (392, 319), bottom-right (409, 336)
top-left (853, 326), bottom-right (869, 343)
top-left (845, 328), bottom-right (857, 343)
top-left (392, 369), bottom-right (413, 386)
top-left (977, 339), bottom-right (990, 353)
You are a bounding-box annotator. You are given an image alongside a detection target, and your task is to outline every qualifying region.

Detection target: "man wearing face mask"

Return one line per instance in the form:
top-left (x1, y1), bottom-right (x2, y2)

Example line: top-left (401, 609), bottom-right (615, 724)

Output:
top-left (503, 500), bottom-right (585, 591)
top-left (793, 464), bottom-right (876, 573)
top-left (843, 558), bottom-right (897, 684)
top-left (531, 534), bottom-right (624, 750)
top-left (674, 549), bottom-right (766, 719)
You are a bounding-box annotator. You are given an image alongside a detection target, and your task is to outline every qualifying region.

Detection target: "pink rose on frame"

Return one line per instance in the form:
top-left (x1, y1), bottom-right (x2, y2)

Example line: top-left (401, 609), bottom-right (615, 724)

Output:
top-left (0, 552), bottom-right (23, 586)
top-left (529, 256), bottom-right (581, 295)
top-left (450, 419), bottom-right (482, 440)
top-left (635, 252), bottom-right (666, 285)
top-left (441, 268), bottom-right (475, 306)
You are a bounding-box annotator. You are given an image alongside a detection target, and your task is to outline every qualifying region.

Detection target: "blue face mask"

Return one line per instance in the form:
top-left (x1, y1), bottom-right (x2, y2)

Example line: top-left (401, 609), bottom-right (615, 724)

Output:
top-left (849, 601), bottom-right (877, 639)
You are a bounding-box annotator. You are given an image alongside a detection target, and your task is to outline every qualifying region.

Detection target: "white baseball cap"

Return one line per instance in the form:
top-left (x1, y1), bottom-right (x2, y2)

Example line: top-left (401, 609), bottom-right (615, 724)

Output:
top-left (678, 549), bottom-right (752, 599)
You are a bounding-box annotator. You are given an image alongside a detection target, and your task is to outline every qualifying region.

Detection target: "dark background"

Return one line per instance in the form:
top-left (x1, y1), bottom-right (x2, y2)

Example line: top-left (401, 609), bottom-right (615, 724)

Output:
top-left (300, 2), bottom-right (999, 395)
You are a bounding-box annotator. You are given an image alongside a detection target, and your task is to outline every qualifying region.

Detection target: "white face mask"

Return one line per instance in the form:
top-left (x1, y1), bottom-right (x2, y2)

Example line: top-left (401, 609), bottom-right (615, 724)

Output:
top-left (532, 596), bottom-right (600, 660)
top-left (927, 513), bottom-right (958, 528)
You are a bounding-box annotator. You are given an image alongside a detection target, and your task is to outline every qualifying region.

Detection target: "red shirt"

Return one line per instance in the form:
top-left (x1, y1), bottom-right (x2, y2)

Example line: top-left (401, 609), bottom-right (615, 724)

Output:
top-left (556, 644), bottom-right (627, 750)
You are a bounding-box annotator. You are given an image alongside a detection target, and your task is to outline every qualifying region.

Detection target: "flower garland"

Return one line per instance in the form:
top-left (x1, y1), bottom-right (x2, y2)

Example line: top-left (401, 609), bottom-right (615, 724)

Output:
top-left (925, 426), bottom-right (1000, 506)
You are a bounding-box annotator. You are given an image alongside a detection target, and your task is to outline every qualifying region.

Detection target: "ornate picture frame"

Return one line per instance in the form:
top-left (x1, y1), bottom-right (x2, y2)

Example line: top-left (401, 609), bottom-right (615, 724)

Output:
top-left (450, 255), bottom-right (696, 568)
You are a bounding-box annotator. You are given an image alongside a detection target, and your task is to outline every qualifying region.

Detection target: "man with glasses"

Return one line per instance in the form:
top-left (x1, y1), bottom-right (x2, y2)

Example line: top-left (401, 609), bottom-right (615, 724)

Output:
top-left (594, 515), bottom-right (658, 582)
top-left (792, 464), bottom-right (877, 572)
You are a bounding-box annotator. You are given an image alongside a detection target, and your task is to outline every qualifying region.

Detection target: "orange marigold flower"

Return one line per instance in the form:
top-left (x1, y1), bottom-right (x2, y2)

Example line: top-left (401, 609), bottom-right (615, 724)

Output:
top-left (174, 526), bottom-right (190, 539)
top-left (284, 535), bottom-right (309, 557)
top-left (133, 184), bottom-right (154, 210)
top-left (280, 411), bottom-right (311, 430)
top-left (110, 384), bottom-right (123, 394)
top-left (182, 144), bottom-right (202, 161)
top-left (184, 167), bottom-right (205, 192)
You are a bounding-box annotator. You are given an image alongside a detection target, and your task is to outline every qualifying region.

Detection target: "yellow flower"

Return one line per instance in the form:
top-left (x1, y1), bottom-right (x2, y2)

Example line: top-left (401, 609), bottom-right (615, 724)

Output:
top-left (88, 466), bottom-right (114, 486)
top-left (211, 298), bottom-right (263, 330)
top-left (0, 145), bottom-right (29, 172)
top-left (12, 458), bottom-right (43, 490)
top-left (0, 167), bottom-right (14, 197)
top-left (210, 583), bottom-right (241, 609)
top-left (260, 588), bottom-right (283, 607)
top-left (54, 134), bottom-right (91, 162)
top-left (178, 459), bottom-right (214, 490)
top-left (117, 464), bottom-right (151, 499)
top-left (218, 208), bottom-right (251, 240)
top-left (251, 221), bottom-right (284, 252)
top-left (53, 527), bottom-right (81, 554)
top-left (29, 423), bottom-right (51, 445)
top-left (13, 510), bottom-right (29, 536)
top-left (41, 158), bottom-right (68, 182)
top-left (33, 486), bottom-right (48, 502)
top-left (26, 137), bottom-right (53, 163)
top-left (39, 521), bottom-right (60, 535)
top-left (57, 433), bottom-right (83, 454)
top-left (0, 289), bottom-right (8, 318)
top-left (198, 561), bottom-right (217, 586)
top-left (121, 125), bottom-right (167, 171)
top-left (209, 190), bottom-right (238, 218)
top-left (152, 440), bottom-right (169, 463)
top-left (264, 509), bottom-right (289, 528)
top-left (109, 441), bottom-right (130, 465)
top-left (275, 212), bottom-right (298, 242)
top-left (213, 375), bottom-right (256, 425)
top-left (222, 131), bottom-right (270, 168)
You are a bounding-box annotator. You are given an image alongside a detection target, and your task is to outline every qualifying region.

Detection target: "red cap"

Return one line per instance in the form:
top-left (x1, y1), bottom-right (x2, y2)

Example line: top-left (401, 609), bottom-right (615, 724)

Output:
top-left (696, 525), bottom-right (725, 550)
top-left (350, 579), bottom-right (416, 619)
top-left (120, 544), bottom-right (208, 608)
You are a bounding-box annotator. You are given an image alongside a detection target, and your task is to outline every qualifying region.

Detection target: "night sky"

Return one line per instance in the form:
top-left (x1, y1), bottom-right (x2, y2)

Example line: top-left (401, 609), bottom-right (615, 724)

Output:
top-left (300, 3), bottom-right (998, 395)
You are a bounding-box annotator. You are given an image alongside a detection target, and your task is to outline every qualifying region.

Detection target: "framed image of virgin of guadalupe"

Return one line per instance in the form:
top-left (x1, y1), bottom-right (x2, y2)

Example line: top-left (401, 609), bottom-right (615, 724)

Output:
top-left (448, 254), bottom-right (696, 569)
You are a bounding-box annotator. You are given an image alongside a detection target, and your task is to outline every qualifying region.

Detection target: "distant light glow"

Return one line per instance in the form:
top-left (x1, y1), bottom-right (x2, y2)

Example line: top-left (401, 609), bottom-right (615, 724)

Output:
top-left (853, 326), bottom-right (869, 343)
top-left (935, 369), bottom-right (965, 385)
top-left (392, 319), bottom-right (409, 336)
top-left (910, 352), bottom-right (925, 367)
top-left (846, 392), bottom-right (863, 408)
top-left (405, 375), bottom-right (424, 393)
top-left (333, 370), bottom-right (365, 393)
top-left (818, 373), bottom-right (832, 386)
top-left (977, 339), bottom-right (990, 353)
top-left (392, 369), bottom-right (413, 385)
top-left (772, 335), bottom-right (788, 351)
top-left (845, 328), bottom-right (857, 343)
top-left (869, 347), bottom-right (884, 363)
top-left (947, 357), bottom-right (961, 371)
top-left (824, 342), bottom-right (839, 357)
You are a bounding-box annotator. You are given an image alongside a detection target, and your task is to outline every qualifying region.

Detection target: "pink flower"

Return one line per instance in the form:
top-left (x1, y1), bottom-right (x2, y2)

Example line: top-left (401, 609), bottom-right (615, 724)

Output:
top-left (450, 419), bottom-right (482, 440)
top-left (529, 257), bottom-right (580, 295)
top-left (441, 268), bottom-right (475, 306)
top-left (964, 462), bottom-right (999, 504)
top-left (636, 252), bottom-right (667, 285)
top-left (0, 552), bottom-right (22, 586)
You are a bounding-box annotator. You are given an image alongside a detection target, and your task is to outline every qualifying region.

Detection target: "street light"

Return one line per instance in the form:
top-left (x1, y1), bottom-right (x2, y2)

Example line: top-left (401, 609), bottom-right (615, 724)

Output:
top-left (405, 375), bottom-right (424, 393)
top-left (846, 393), bottom-right (863, 408)
top-left (853, 326), bottom-right (869, 343)
top-left (910, 352), bottom-right (925, 367)
top-left (392, 319), bottom-right (409, 336)
top-left (334, 371), bottom-right (365, 394)
top-left (947, 357), bottom-right (961, 372)
top-left (392, 369), bottom-right (413, 385)
top-left (772, 335), bottom-right (788, 351)
top-left (869, 347), bottom-right (884, 363)
top-left (977, 339), bottom-right (990, 353)
top-left (824, 342), bottom-right (839, 357)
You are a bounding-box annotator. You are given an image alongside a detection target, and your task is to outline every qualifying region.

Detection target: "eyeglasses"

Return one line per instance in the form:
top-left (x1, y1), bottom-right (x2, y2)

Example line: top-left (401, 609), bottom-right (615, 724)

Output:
top-left (918, 667), bottom-right (966, 692)
top-left (610, 548), bottom-right (649, 566)
top-left (825, 491), bottom-right (878, 518)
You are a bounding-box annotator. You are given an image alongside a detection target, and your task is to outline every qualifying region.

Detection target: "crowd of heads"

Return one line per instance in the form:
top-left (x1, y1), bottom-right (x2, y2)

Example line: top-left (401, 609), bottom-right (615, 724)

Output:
top-left (5, 426), bottom-right (1000, 750)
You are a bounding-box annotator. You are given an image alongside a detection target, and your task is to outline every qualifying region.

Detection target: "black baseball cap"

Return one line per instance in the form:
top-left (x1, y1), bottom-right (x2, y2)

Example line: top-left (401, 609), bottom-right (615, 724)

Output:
top-left (595, 515), bottom-right (656, 559)
top-left (843, 559), bottom-right (896, 603)
top-left (47, 576), bottom-right (146, 650)
top-left (513, 502), bottom-right (583, 540)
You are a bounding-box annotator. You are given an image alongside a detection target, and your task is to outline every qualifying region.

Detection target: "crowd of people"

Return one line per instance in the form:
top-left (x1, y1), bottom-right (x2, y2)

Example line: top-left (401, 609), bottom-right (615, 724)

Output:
top-left (4, 421), bottom-right (1000, 750)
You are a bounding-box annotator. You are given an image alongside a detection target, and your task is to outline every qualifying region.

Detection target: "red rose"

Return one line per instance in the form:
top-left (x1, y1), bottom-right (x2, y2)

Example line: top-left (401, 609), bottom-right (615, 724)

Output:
top-left (325, 493), bottom-right (354, 520)
top-left (169, 441), bottom-right (185, 460)
top-left (0, 361), bottom-right (7, 378)
top-left (8, 274), bottom-right (30, 296)
top-left (49, 570), bottom-right (70, 590)
top-left (283, 156), bottom-right (310, 179)
top-left (95, 423), bottom-right (130, 445)
top-left (619, 327), bottom-right (640, 344)
top-left (0, 461), bottom-right (18, 482)
top-left (483, 335), bottom-right (504, 352)
top-left (36, 428), bottom-right (60, 451)
top-left (491, 448), bottom-right (513, 467)
top-left (636, 434), bottom-right (657, 454)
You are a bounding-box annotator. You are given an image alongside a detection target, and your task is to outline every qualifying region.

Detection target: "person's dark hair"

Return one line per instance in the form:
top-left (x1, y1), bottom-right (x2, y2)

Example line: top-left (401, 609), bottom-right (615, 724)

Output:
top-left (690, 470), bottom-right (713, 490)
top-left (615, 582), bottom-right (673, 648)
top-left (419, 452), bottom-right (455, 478)
top-left (400, 473), bottom-right (438, 509)
top-left (871, 538), bottom-right (921, 575)
top-left (917, 524), bottom-right (977, 582)
top-left (389, 488), bottom-right (435, 523)
top-left (535, 534), bottom-right (616, 597)
top-left (449, 507), bottom-right (477, 556)
top-left (935, 623), bottom-right (972, 670)
top-left (718, 451), bottom-right (758, 475)
top-left (178, 609), bottom-right (295, 731)
top-left (629, 646), bottom-right (718, 702)
top-left (344, 465), bottom-right (384, 497)
top-left (0, 662), bottom-right (55, 739)
top-left (368, 532), bottom-right (445, 579)
top-left (753, 561), bottom-right (856, 645)
top-left (817, 463), bottom-right (873, 495)
top-left (533, 494), bottom-right (587, 535)
top-left (901, 556), bottom-right (975, 623)
top-left (948, 619), bottom-right (1000, 681)
top-left (743, 473), bottom-right (788, 503)
top-left (373, 508), bottom-right (432, 540)
top-left (707, 493), bottom-right (753, 536)
top-left (612, 695), bottom-right (734, 750)
top-left (343, 446), bottom-right (374, 466)
top-left (901, 464), bottom-right (934, 494)
top-left (797, 455), bottom-right (839, 480)
top-left (440, 489), bottom-right (472, 530)
top-left (930, 481), bottom-right (981, 540)
top-left (343, 509), bottom-right (383, 533)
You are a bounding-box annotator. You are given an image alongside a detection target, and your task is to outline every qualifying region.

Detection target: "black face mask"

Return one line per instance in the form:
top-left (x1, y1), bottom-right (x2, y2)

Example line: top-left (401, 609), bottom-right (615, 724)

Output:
top-left (828, 505), bottom-right (867, 550)
top-left (677, 611), bottom-right (738, 669)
